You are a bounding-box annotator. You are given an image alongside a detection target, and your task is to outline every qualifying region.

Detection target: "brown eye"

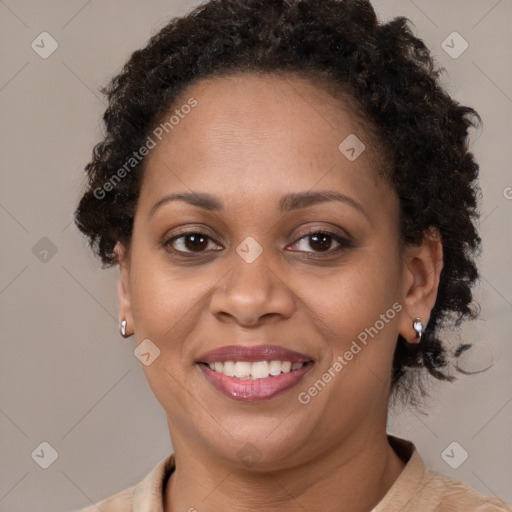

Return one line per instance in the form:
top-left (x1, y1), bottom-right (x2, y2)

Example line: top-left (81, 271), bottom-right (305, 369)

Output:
top-left (307, 232), bottom-right (335, 252)
top-left (289, 230), bottom-right (352, 254)
top-left (165, 232), bottom-right (220, 254)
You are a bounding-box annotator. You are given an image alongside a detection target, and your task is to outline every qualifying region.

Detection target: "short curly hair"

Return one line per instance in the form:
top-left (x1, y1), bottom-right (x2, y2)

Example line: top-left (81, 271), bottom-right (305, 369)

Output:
top-left (74, 0), bottom-right (482, 406)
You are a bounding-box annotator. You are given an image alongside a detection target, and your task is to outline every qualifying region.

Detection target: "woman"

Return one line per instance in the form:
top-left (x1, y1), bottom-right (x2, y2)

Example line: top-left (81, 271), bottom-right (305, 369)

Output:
top-left (73, 0), bottom-right (511, 510)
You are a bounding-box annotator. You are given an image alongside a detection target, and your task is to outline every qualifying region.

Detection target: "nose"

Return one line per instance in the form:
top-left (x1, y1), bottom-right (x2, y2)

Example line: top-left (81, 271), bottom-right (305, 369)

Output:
top-left (210, 247), bottom-right (296, 327)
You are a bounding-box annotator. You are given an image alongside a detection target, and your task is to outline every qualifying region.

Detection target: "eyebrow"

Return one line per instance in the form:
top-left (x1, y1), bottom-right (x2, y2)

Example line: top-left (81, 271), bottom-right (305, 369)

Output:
top-left (147, 190), bottom-right (367, 219)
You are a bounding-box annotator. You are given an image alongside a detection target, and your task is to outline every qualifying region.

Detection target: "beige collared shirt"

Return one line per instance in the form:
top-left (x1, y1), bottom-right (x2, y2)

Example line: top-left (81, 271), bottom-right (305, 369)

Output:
top-left (75, 435), bottom-right (511, 512)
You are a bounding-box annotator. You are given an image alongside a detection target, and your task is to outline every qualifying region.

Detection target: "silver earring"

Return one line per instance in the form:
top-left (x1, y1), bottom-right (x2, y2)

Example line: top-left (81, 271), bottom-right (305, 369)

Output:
top-left (120, 320), bottom-right (128, 338)
top-left (412, 317), bottom-right (423, 342)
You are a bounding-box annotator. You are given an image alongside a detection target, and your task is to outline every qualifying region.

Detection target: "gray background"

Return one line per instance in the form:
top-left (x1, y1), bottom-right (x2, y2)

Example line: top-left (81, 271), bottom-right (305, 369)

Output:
top-left (0, 1), bottom-right (511, 511)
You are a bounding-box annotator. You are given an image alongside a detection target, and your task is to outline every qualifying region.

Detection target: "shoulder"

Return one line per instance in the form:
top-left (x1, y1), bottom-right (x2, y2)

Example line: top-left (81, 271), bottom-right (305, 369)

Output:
top-left (73, 485), bottom-right (136, 512)
top-left (71, 453), bottom-right (175, 512)
top-left (422, 468), bottom-right (512, 511)
top-left (378, 436), bottom-right (512, 512)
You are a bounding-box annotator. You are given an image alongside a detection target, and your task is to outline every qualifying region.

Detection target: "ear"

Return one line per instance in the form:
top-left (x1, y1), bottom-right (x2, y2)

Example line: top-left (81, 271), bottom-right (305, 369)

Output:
top-left (114, 241), bottom-right (134, 337)
top-left (397, 228), bottom-right (443, 343)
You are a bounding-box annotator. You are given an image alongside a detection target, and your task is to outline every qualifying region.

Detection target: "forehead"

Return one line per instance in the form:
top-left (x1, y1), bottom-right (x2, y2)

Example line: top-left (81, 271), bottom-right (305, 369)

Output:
top-left (138, 72), bottom-right (390, 215)
top-left (161, 71), bottom-right (369, 157)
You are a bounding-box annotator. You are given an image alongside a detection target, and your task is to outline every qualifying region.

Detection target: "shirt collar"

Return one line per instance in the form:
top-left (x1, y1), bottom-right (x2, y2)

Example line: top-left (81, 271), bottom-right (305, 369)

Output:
top-left (370, 435), bottom-right (427, 511)
top-left (132, 452), bottom-right (175, 512)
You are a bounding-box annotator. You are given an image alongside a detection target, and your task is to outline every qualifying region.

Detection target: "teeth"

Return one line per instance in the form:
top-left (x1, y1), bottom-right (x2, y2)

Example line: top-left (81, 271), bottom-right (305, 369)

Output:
top-left (269, 360), bottom-right (282, 376)
top-left (251, 361), bottom-right (269, 379)
top-left (205, 360), bottom-right (306, 379)
top-left (234, 361), bottom-right (252, 378)
top-left (223, 361), bottom-right (235, 377)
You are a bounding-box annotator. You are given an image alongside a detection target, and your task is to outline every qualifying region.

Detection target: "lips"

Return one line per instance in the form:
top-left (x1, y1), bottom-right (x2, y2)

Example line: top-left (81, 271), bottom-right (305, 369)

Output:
top-left (196, 344), bottom-right (314, 401)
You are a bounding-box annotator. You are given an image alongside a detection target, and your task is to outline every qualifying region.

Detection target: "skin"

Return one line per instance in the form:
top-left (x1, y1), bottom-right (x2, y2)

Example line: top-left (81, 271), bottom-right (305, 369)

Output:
top-left (114, 73), bottom-right (443, 512)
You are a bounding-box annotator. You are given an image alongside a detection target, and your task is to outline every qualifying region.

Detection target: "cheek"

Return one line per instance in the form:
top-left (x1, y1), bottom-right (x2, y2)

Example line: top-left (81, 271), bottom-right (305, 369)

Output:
top-left (307, 252), bottom-right (401, 344)
top-left (129, 250), bottom-right (205, 344)
top-left (129, 267), bottom-right (205, 421)
top-left (127, 257), bottom-right (204, 393)
top-left (301, 250), bottom-right (401, 409)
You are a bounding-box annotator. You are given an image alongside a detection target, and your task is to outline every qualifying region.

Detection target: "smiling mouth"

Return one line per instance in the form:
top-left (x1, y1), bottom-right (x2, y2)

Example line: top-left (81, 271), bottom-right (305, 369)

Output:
top-left (198, 360), bottom-right (311, 380)
top-left (195, 344), bottom-right (315, 400)
top-left (197, 360), bottom-right (314, 401)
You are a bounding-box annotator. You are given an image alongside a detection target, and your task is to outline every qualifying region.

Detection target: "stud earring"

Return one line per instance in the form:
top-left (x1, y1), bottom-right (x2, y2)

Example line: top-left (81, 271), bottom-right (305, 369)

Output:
top-left (120, 319), bottom-right (128, 338)
top-left (412, 317), bottom-right (423, 342)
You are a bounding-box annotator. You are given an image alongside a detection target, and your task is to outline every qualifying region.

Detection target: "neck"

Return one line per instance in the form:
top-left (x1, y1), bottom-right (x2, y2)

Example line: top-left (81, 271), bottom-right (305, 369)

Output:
top-left (164, 430), bottom-right (407, 512)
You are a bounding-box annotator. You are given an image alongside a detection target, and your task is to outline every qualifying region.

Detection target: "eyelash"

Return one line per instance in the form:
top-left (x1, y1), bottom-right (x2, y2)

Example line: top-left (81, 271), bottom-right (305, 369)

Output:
top-left (163, 228), bottom-right (353, 257)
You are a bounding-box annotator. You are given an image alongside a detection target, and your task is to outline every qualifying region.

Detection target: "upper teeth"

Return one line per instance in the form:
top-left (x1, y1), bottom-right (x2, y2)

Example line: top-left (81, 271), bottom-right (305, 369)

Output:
top-left (207, 361), bottom-right (305, 379)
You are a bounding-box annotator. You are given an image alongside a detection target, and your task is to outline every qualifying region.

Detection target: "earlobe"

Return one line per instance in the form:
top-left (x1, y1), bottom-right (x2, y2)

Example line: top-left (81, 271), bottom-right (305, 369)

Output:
top-left (114, 241), bottom-right (134, 338)
top-left (398, 228), bottom-right (443, 343)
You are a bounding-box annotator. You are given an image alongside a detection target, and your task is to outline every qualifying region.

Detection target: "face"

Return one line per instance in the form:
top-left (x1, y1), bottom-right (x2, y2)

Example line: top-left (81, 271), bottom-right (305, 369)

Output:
top-left (116, 73), bottom-right (441, 470)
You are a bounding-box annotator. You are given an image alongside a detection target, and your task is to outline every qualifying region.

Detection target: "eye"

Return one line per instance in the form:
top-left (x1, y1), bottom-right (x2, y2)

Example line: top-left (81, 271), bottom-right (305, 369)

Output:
top-left (163, 228), bottom-right (352, 257)
top-left (288, 230), bottom-right (352, 254)
top-left (164, 231), bottom-right (222, 254)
